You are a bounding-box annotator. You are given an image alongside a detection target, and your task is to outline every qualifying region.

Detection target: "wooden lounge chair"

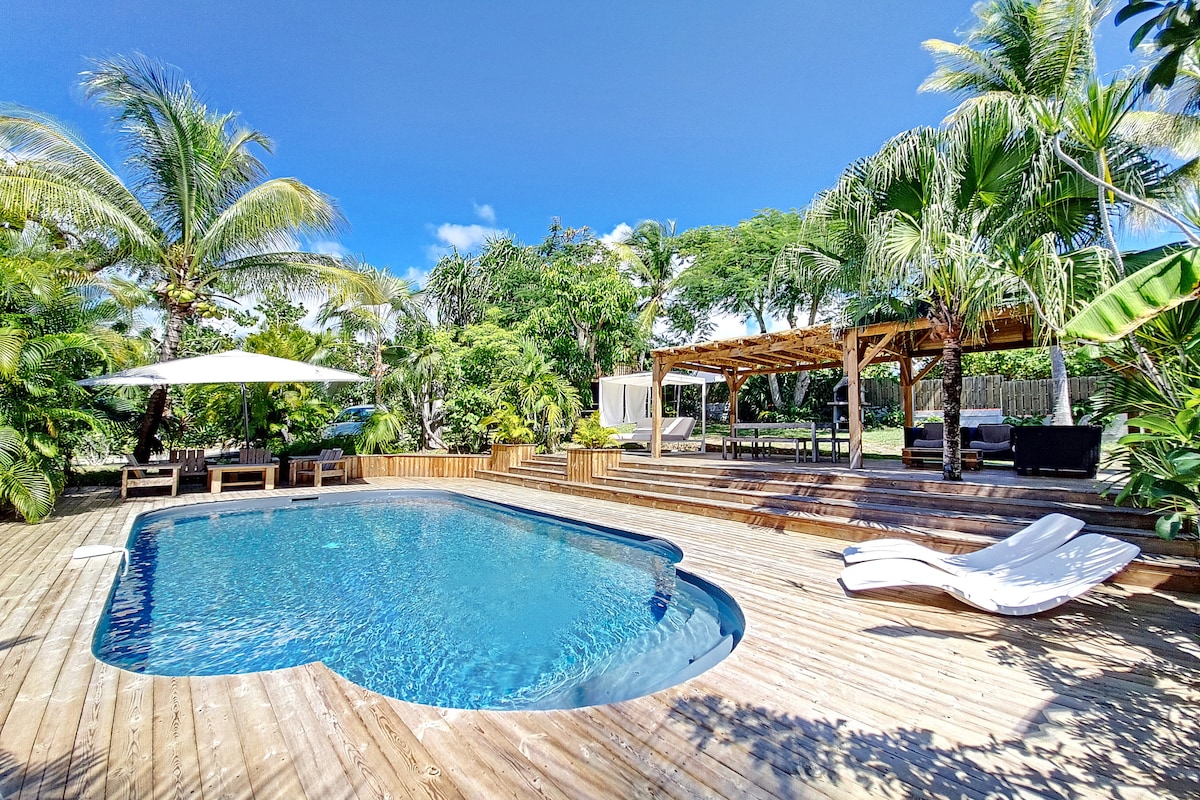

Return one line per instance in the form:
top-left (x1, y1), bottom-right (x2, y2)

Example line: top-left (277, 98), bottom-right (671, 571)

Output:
top-left (292, 448), bottom-right (348, 487)
top-left (120, 455), bottom-right (182, 500)
top-left (170, 448), bottom-right (208, 484)
top-left (842, 513), bottom-right (1086, 574)
top-left (839, 533), bottom-right (1140, 615)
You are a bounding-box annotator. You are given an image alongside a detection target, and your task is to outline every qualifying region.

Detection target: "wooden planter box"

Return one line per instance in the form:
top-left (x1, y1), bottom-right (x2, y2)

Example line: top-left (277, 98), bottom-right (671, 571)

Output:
top-left (567, 448), bottom-right (624, 484)
top-left (489, 443), bottom-right (537, 473)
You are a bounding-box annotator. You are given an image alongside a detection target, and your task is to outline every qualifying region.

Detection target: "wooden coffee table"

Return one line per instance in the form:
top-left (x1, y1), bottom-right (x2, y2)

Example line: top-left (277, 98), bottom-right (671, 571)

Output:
top-left (207, 463), bottom-right (278, 493)
top-left (901, 447), bottom-right (982, 471)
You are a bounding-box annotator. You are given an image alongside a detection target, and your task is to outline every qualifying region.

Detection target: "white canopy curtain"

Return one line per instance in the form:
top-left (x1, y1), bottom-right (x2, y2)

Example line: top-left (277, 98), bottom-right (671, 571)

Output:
top-left (598, 370), bottom-right (720, 448)
top-left (78, 350), bottom-right (370, 446)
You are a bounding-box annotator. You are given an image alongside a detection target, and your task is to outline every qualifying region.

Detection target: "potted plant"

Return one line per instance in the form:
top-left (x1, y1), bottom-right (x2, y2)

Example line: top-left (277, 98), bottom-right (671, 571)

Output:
top-left (481, 403), bottom-right (537, 472)
top-left (567, 413), bottom-right (623, 483)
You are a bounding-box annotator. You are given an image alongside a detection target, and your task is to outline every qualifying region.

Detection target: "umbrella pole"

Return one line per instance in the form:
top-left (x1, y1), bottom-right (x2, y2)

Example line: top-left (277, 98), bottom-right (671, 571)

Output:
top-left (240, 383), bottom-right (251, 447)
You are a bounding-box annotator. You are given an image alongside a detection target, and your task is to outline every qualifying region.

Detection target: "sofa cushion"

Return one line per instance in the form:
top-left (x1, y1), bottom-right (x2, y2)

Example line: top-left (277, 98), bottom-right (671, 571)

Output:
top-left (910, 439), bottom-right (943, 448)
top-left (918, 423), bottom-right (943, 441)
top-left (977, 424), bottom-right (1012, 445)
top-left (970, 440), bottom-right (1012, 453)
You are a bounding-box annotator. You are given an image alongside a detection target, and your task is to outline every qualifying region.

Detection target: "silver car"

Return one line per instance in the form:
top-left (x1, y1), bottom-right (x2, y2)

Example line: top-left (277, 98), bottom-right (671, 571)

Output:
top-left (324, 405), bottom-right (375, 437)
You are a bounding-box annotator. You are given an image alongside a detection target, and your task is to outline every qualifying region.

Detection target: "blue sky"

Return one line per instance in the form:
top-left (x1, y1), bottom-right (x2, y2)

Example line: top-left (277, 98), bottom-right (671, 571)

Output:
top-left (4, 1), bottom-right (1144, 292)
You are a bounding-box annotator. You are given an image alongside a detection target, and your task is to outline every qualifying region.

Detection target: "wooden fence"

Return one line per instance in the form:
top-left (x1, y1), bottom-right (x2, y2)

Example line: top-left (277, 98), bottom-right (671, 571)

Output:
top-left (862, 375), bottom-right (1099, 418)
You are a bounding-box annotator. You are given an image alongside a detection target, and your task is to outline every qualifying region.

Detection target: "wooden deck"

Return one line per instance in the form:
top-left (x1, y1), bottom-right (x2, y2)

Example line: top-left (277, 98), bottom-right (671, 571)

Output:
top-left (1, 479), bottom-right (1197, 799)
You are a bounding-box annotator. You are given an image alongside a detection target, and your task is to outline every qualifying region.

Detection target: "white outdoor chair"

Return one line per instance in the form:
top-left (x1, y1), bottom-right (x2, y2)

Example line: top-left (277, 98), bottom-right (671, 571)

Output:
top-left (842, 513), bottom-right (1086, 575)
top-left (838, 533), bottom-right (1140, 616)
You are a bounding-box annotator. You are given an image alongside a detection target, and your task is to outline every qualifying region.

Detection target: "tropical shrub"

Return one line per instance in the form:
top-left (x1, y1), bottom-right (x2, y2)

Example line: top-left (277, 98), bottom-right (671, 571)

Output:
top-left (355, 406), bottom-right (412, 455)
top-left (441, 386), bottom-right (495, 453)
top-left (1003, 415), bottom-right (1046, 426)
top-left (479, 403), bottom-right (534, 445)
top-left (1113, 388), bottom-right (1200, 539)
top-left (571, 413), bottom-right (618, 449)
top-left (0, 229), bottom-right (129, 520)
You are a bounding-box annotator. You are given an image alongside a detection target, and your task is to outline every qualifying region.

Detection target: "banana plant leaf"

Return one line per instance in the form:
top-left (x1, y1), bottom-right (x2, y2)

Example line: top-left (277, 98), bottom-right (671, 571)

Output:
top-left (1065, 246), bottom-right (1200, 342)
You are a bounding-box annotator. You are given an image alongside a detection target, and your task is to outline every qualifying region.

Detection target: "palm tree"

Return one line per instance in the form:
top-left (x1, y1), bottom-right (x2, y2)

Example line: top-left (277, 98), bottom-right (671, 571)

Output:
top-left (318, 263), bottom-right (422, 407)
top-left (493, 339), bottom-right (582, 450)
top-left (921, 0), bottom-right (1111, 424)
top-left (921, 0), bottom-right (1101, 115)
top-left (614, 219), bottom-right (685, 341)
top-left (427, 248), bottom-right (492, 327)
top-left (820, 109), bottom-right (1032, 479)
top-left (0, 55), bottom-right (358, 461)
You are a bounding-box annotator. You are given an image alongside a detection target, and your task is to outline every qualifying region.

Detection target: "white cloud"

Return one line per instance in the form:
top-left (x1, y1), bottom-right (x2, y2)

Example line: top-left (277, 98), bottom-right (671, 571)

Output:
top-left (308, 239), bottom-right (350, 257)
top-left (473, 202), bottom-right (496, 224)
top-left (707, 313), bottom-right (752, 341)
top-left (698, 313), bottom-right (790, 342)
top-left (401, 266), bottom-right (428, 288)
top-left (425, 222), bottom-right (505, 261)
top-left (436, 223), bottom-right (499, 250)
top-left (600, 222), bottom-right (633, 246)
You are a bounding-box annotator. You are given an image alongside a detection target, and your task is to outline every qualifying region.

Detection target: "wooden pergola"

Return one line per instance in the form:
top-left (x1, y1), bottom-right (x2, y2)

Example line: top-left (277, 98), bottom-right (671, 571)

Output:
top-left (649, 307), bottom-right (1040, 466)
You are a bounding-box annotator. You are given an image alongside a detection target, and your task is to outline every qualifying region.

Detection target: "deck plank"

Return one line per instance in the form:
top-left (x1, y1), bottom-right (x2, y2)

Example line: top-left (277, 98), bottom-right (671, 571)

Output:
top-left (0, 481), bottom-right (1193, 799)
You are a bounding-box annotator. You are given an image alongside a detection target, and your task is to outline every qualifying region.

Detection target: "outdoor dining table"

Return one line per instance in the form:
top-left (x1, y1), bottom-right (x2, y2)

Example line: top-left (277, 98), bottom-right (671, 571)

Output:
top-left (721, 421), bottom-right (853, 463)
top-left (722, 422), bottom-right (818, 463)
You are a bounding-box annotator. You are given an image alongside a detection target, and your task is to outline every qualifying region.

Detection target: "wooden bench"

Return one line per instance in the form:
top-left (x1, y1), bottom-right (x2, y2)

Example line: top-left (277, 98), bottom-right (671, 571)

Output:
top-left (120, 458), bottom-right (182, 500)
top-left (207, 447), bottom-right (279, 493)
top-left (901, 447), bottom-right (983, 471)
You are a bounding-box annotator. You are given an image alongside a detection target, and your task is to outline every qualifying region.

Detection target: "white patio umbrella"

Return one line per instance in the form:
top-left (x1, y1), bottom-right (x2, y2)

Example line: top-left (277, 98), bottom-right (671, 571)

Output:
top-left (78, 350), bottom-right (371, 446)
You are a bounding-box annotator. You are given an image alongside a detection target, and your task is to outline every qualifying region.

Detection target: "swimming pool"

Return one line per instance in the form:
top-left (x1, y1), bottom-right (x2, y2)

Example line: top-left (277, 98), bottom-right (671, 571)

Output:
top-left (94, 490), bottom-right (743, 710)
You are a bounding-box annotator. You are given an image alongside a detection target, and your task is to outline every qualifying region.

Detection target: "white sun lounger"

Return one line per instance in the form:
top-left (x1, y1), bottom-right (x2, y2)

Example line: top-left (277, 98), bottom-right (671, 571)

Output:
top-left (613, 417), bottom-right (696, 443)
top-left (842, 513), bottom-right (1086, 575)
top-left (838, 533), bottom-right (1140, 615)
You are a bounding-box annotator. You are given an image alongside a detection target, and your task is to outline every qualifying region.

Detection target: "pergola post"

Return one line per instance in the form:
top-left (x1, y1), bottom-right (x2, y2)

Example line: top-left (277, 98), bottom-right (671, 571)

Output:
top-left (651, 356), bottom-right (666, 458)
top-left (725, 369), bottom-right (739, 428)
top-left (842, 327), bottom-right (863, 469)
top-left (899, 355), bottom-right (914, 428)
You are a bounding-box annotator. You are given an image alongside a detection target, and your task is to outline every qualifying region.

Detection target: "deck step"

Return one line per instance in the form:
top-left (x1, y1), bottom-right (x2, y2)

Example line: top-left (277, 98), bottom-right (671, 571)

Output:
top-left (474, 465), bottom-right (1200, 592)
top-left (591, 472), bottom-right (1157, 542)
top-left (601, 466), bottom-right (1156, 531)
top-left (546, 455), bottom-right (1112, 504)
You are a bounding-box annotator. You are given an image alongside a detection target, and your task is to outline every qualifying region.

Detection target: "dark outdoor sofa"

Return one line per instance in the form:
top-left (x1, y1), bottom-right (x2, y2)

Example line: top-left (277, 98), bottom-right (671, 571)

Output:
top-left (967, 423), bottom-right (1014, 462)
top-left (904, 423), bottom-right (971, 450)
top-left (1011, 425), bottom-right (1102, 477)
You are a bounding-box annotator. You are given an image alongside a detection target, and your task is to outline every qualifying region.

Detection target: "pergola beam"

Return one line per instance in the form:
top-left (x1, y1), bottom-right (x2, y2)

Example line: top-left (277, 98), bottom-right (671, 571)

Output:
top-left (648, 307), bottom-right (1038, 469)
top-left (913, 355), bottom-right (943, 384)
top-left (860, 331), bottom-right (899, 369)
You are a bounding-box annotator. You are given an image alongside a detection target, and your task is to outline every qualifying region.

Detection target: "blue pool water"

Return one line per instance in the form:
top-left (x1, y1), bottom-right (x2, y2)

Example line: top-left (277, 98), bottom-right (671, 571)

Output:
top-left (94, 490), bottom-right (743, 710)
